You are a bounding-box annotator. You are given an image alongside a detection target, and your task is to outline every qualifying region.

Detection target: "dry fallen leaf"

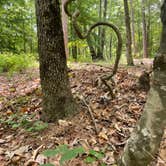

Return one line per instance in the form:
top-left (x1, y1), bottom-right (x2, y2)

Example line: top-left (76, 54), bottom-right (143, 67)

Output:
top-left (0, 139), bottom-right (6, 144)
top-left (98, 129), bottom-right (108, 140)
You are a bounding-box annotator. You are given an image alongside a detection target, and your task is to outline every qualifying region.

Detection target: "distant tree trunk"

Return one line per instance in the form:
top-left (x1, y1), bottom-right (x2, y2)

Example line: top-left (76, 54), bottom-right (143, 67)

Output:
top-left (72, 45), bottom-right (77, 61)
top-left (35, 0), bottom-right (76, 122)
top-left (23, 21), bottom-right (26, 53)
top-left (87, 36), bottom-right (97, 61)
top-left (109, 35), bottom-right (112, 59)
top-left (130, 0), bottom-right (137, 55)
top-left (96, 0), bottom-right (104, 60)
top-left (101, 0), bottom-right (108, 57)
top-left (118, 1), bottom-right (166, 165)
top-left (141, 0), bottom-right (149, 58)
top-left (147, 1), bottom-right (151, 56)
top-left (62, 0), bottom-right (69, 57)
top-left (70, 20), bottom-right (77, 61)
top-left (123, 0), bottom-right (134, 65)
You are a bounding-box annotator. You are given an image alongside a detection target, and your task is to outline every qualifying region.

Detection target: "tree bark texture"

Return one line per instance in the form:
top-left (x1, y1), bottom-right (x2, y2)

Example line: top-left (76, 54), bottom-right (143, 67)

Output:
top-left (119, 1), bottom-right (166, 165)
top-left (123, 0), bottom-right (134, 66)
top-left (35, 0), bottom-right (76, 122)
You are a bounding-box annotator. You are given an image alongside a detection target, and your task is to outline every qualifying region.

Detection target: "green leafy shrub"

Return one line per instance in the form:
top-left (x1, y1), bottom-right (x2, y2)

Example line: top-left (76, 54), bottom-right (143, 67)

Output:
top-left (42, 144), bottom-right (106, 166)
top-left (0, 113), bottom-right (48, 132)
top-left (0, 53), bottom-right (37, 74)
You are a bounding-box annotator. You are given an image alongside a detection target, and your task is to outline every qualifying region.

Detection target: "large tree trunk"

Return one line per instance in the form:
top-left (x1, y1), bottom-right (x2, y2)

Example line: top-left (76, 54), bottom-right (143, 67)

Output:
top-left (118, 1), bottom-right (166, 165)
top-left (62, 0), bottom-right (69, 57)
top-left (141, 0), bottom-right (149, 58)
top-left (35, 0), bottom-right (76, 122)
top-left (123, 0), bottom-right (134, 66)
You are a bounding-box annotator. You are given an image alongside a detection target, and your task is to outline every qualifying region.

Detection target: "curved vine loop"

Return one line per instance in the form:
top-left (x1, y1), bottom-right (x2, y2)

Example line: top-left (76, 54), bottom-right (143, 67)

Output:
top-left (64, 0), bottom-right (122, 97)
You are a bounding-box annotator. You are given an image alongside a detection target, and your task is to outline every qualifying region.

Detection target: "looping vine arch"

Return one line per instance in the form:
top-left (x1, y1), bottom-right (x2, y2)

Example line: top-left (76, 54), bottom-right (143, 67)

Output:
top-left (64, 0), bottom-right (123, 97)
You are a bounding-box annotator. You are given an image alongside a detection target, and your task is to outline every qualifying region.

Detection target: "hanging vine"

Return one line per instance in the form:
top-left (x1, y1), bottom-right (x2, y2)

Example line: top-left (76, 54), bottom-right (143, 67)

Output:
top-left (64, 0), bottom-right (123, 97)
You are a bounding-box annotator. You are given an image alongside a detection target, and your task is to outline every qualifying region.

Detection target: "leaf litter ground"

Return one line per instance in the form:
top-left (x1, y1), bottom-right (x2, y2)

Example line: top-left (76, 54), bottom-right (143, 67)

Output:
top-left (0, 63), bottom-right (165, 166)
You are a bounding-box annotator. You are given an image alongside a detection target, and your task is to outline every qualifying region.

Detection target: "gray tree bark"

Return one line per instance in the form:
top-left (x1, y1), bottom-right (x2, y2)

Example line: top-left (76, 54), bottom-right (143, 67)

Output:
top-left (35, 0), bottom-right (77, 122)
top-left (118, 1), bottom-right (166, 165)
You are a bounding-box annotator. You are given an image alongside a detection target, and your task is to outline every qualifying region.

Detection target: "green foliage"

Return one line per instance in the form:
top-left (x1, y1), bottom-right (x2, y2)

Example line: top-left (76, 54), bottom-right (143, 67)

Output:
top-left (42, 145), bottom-right (106, 166)
top-left (0, 0), bottom-right (37, 53)
top-left (68, 55), bottom-right (92, 63)
top-left (40, 164), bottom-right (54, 166)
top-left (42, 145), bottom-right (85, 165)
top-left (84, 150), bottom-right (104, 164)
top-left (0, 113), bottom-right (48, 132)
top-left (0, 53), bottom-right (37, 74)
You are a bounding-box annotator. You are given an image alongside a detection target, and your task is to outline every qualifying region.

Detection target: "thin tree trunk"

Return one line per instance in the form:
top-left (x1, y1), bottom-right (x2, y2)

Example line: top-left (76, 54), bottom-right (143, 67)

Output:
top-left (35, 0), bottom-right (76, 122)
top-left (87, 36), bottom-right (97, 61)
top-left (101, 0), bottom-right (108, 57)
top-left (62, 0), bottom-right (69, 58)
top-left (142, 0), bottom-right (149, 58)
top-left (147, 0), bottom-right (151, 56)
top-left (109, 35), bottom-right (112, 59)
top-left (96, 0), bottom-right (104, 60)
top-left (130, 0), bottom-right (137, 55)
top-left (123, 0), bottom-right (134, 65)
top-left (118, 1), bottom-right (166, 165)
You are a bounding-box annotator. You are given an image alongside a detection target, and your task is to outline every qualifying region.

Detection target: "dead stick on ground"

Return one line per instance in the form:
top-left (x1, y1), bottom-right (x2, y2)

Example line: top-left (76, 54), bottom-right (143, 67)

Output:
top-left (80, 95), bottom-right (99, 135)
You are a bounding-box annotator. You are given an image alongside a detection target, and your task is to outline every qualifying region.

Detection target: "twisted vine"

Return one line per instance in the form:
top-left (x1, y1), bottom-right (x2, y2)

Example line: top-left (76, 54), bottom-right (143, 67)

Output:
top-left (64, 0), bottom-right (122, 97)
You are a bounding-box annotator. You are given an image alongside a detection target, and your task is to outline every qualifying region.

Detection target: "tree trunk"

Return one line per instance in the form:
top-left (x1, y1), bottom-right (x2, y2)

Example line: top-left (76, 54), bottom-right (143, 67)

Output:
top-left (123, 0), bottom-right (134, 66)
top-left (87, 36), bottom-right (97, 61)
top-left (72, 45), bottom-right (77, 61)
top-left (61, 0), bottom-right (69, 58)
top-left (142, 0), bottom-right (149, 58)
top-left (118, 1), bottom-right (166, 165)
top-left (130, 0), bottom-right (137, 55)
top-left (101, 0), bottom-right (108, 58)
top-left (109, 35), bottom-right (112, 59)
top-left (147, 0), bottom-right (151, 56)
top-left (96, 0), bottom-right (104, 60)
top-left (35, 0), bottom-right (77, 122)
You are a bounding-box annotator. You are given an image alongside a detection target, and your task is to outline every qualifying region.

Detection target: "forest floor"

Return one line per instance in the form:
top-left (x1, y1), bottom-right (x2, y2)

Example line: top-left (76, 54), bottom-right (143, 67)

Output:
top-left (0, 61), bottom-right (165, 166)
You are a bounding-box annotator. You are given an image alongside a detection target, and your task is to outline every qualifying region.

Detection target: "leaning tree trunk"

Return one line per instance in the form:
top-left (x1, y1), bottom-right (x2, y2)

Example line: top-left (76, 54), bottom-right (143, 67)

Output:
top-left (118, 1), bottom-right (166, 165)
top-left (123, 0), bottom-right (134, 66)
top-left (35, 0), bottom-right (76, 122)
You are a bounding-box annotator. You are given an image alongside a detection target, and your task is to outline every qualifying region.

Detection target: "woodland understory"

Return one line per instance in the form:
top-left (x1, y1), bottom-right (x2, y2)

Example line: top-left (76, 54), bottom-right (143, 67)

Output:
top-left (0, 62), bottom-right (165, 166)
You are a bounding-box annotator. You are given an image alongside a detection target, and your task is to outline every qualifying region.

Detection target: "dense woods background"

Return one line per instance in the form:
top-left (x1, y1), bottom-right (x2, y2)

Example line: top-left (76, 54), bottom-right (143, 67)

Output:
top-left (0, 0), bottom-right (162, 65)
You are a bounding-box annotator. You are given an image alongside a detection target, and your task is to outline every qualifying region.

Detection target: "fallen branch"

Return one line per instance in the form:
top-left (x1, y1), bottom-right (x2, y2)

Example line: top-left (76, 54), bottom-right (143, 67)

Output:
top-left (80, 95), bottom-right (99, 135)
